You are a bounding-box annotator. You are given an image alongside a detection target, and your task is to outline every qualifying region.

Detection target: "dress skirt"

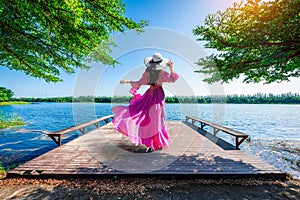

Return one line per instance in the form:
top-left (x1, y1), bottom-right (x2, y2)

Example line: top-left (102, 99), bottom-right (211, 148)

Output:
top-left (112, 86), bottom-right (169, 150)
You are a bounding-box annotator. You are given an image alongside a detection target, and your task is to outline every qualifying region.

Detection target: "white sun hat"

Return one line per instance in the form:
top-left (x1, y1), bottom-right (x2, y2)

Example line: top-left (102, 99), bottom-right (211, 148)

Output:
top-left (144, 53), bottom-right (170, 70)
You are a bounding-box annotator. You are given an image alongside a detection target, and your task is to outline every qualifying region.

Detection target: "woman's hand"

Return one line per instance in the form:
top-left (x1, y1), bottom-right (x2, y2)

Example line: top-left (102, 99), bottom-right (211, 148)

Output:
top-left (168, 61), bottom-right (173, 72)
top-left (120, 80), bottom-right (130, 84)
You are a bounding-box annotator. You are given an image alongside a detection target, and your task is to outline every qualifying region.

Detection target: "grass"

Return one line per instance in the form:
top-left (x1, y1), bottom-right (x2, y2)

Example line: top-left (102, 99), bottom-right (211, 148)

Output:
top-left (0, 164), bottom-right (4, 171)
top-left (0, 101), bottom-right (29, 106)
top-left (0, 163), bottom-right (5, 179)
top-left (0, 110), bottom-right (26, 129)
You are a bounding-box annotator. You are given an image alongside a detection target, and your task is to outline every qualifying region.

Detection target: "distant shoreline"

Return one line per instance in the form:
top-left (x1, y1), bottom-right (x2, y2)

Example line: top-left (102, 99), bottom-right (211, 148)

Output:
top-left (9, 93), bottom-right (300, 104)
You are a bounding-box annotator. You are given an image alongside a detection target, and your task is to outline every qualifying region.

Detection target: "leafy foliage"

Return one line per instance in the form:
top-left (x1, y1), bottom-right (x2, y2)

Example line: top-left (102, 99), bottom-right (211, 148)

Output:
top-left (0, 87), bottom-right (14, 101)
top-left (0, 0), bottom-right (146, 82)
top-left (193, 0), bottom-right (300, 83)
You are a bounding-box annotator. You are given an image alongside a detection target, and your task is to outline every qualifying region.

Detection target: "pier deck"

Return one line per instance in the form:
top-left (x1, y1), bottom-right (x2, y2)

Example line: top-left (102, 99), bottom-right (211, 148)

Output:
top-left (8, 121), bottom-right (286, 179)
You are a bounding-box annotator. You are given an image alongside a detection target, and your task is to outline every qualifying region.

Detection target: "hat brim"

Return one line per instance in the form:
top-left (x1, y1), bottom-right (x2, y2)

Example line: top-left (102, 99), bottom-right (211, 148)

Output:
top-left (144, 57), bottom-right (152, 65)
top-left (144, 57), bottom-right (170, 70)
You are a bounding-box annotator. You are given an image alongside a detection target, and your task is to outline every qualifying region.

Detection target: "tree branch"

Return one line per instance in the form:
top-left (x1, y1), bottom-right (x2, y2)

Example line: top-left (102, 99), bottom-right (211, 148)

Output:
top-left (1, 43), bottom-right (37, 74)
top-left (0, 21), bottom-right (56, 57)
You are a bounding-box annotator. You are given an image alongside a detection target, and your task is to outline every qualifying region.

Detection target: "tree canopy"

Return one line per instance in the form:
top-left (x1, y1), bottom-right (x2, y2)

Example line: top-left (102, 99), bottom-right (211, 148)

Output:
top-left (193, 0), bottom-right (300, 84)
top-left (0, 0), bottom-right (146, 82)
top-left (0, 87), bottom-right (14, 101)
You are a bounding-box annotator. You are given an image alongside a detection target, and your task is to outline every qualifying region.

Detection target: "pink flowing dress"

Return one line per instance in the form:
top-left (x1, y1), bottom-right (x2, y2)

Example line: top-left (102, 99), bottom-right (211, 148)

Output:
top-left (112, 70), bottom-right (179, 150)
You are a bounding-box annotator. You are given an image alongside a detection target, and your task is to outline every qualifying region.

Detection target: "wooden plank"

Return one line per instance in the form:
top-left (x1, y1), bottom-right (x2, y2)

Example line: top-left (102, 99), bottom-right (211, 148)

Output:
top-left (7, 121), bottom-right (286, 179)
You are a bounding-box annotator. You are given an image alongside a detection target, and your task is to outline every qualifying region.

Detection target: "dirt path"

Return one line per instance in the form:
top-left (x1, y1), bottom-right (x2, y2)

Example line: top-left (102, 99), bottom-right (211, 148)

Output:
top-left (0, 177), bottom-right (299, 200)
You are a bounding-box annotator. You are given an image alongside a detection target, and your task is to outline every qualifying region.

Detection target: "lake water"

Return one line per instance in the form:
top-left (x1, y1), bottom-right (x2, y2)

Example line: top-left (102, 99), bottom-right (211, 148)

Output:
top-left (0, 103), bottom-right (299, 179)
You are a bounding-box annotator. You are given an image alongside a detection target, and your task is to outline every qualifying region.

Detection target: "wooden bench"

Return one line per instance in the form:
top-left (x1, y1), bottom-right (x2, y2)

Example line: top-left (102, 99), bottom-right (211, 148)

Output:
top-left (186, 115), bottom-right (249, 149)
top-left (47, 115), bottom-right (114, 146)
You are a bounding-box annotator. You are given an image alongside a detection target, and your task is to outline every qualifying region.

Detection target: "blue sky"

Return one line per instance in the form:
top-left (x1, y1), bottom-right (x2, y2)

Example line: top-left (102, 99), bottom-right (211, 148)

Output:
top-left (1, 0), bottom-right (299, 98)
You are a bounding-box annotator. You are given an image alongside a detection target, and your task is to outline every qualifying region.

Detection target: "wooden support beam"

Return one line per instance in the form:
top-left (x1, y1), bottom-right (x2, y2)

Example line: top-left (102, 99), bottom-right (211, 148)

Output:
top-left (79, 128), bottom-right (85, 134)
top-left (236, 136), bottom-right (248, 150)
top-left (192, 119), bottom-right (196, 125)
top-left (213, 127), bottom-right (220, 136)
top-left (200, 122), bottom-right (206, 129)
top-left (48, 135), bottom-right (62, 146)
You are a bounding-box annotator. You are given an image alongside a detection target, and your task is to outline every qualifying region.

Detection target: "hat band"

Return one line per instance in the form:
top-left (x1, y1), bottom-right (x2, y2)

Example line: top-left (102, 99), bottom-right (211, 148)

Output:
top-left (150, 59), bottom-right (163, 64)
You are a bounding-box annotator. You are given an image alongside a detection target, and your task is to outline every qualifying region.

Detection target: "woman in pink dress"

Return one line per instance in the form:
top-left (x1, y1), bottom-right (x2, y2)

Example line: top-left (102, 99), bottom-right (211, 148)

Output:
top-left (112, 53), bottom-right (179, 152)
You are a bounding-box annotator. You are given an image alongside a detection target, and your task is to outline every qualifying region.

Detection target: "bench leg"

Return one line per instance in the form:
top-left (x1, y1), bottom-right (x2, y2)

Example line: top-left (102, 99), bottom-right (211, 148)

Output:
top-left (200, 122), bottom-right (205, 129)
top-left (48, 135), bottom-right (62, 146)
top-left (79, 128), bottom-right (85, 134)
top-left (213, 128), bottom-right (220, 136)
top-left (58, 135), bottom-right (61, 146)
top-left (235, 136), bottom-right (248, 150)
top-left (93, 122), bottom-right (98, 128)
top-left (192, 119), bottom-right (198, 125)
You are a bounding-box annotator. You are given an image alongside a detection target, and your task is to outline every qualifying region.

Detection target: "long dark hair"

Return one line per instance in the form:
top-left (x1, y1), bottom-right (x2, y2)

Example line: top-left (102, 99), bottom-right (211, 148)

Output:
top-left (145, 59), bottom-right (162, 85)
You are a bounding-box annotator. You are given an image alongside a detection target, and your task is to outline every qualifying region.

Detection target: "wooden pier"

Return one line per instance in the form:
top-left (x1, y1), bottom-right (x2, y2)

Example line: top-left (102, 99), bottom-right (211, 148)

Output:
top-left (8, 118), bottom-right (286, 179)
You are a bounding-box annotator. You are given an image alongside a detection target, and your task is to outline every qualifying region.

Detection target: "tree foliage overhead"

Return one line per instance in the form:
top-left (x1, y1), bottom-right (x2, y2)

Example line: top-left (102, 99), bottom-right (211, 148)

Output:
top-left (0, 0), bottom-right (146, 82)
top-left (193, 0), bottom-right (300, 84)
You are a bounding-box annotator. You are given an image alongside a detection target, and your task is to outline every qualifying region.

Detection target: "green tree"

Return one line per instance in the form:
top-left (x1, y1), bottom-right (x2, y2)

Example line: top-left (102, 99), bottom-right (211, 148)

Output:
top-left (0, 87), bottom-right (14, 101)
top-left (0, 0), bottom-right (146, 82)
top-left (193, 0), bottom-right (300, 84)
